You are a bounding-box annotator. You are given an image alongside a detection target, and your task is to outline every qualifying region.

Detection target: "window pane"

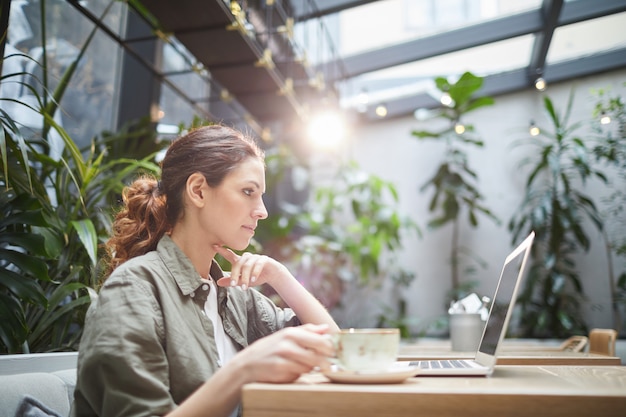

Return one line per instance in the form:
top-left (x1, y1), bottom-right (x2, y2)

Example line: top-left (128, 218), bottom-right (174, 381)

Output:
top-left (339, 35), bottom-right (533, 108)
top-left (158, 82), bottom-right (209, 127)
top-left (3, 0), bottom-right (125, 149)
top-left (339, 0), bottom-right (541, 56)
top-left (547, 12), bottom-right (626, 64)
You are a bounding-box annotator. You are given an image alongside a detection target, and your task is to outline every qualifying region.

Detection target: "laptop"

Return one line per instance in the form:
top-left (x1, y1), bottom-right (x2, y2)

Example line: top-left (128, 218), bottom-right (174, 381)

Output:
top-left (408, 231), bottom-right (535, 376)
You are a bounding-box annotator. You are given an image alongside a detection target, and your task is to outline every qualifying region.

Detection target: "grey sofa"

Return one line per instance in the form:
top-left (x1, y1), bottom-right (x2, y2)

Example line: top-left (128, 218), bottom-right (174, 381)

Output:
top-left (0, 352), bottom-right (77, 417)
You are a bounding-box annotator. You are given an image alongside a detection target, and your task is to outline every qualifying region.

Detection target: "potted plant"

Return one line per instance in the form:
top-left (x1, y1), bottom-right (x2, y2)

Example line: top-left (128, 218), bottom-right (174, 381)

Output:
top-left (590, 85), bottom-right (626, 335)
top-left (508, 91), bottom-right (607, 338)
top-left (411, 71), bottom-right (499, 301)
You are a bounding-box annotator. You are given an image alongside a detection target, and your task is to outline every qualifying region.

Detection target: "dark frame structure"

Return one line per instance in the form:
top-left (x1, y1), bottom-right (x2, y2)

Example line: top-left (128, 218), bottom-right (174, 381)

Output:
top-left (12, 0), bottom-right (626, 137)
top-left (313, 0), bottom-right (626, 120)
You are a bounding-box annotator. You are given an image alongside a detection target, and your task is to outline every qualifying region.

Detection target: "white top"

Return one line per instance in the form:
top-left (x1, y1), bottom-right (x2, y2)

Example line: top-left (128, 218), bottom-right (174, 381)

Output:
top-left (202, 278), bottom-right (238, 366)
top-left (203, 278), bottom-right (241, 417)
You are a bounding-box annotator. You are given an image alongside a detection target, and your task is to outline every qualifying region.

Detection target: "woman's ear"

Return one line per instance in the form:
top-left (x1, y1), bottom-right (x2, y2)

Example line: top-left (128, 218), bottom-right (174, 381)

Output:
top-left (185, 173), bottom-right (207, 208)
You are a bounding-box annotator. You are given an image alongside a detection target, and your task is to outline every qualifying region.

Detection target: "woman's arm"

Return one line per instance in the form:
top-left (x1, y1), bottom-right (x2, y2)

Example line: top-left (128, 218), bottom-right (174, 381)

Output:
top-left (214, 246), bottom-right (339, 332)
top-left (168, 324), bottom-right (333, 417)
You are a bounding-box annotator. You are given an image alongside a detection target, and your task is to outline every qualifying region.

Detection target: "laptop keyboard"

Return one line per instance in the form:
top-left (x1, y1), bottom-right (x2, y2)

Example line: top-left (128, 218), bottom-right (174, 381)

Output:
top-left (409, 359), bottom-right (472, 369)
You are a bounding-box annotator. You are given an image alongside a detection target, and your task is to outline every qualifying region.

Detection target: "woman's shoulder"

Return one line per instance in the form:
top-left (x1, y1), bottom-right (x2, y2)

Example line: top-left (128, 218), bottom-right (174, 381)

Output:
top-left (100, 251), bottom-right (166, 294)
top-left (90, 252), bottom-right (167, 321)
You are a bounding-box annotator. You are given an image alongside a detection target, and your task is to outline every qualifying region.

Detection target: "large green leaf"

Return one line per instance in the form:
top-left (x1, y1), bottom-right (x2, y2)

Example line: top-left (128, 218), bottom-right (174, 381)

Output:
top-left (71, 219), bottom-right (98, 267)
top-left (449, 72), bottom-right (483, 107)
top-left (1, 107), bottom-right (33, 189)
top-left (0, 268), bottom-right (47, 305)
top-left (0, 209), bottom-right (48, 229)
top-left (0, 248), bottom-right (50, 282)
top-left (0, 293), bottom-right (28, 354)
top-left (464, 96), bottom-right (495, 113)
top-left (0, 232), bottom-right (48, 257)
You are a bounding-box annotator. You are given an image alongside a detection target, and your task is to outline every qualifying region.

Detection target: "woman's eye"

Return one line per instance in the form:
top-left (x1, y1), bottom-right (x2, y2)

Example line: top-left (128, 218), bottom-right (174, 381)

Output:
top-left (243, 189), bottom-right (253, 196)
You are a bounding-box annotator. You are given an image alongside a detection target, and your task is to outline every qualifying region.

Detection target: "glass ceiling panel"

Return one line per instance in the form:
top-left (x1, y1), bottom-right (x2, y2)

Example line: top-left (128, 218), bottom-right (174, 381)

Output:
top-left (162, 40), bottom-right (199, 73)
top-left (338, 0), bottom-right (541, 56)
top-left (339, 34), bottom-right (534, 108)
top-left (547, 12), bottom-right (626, 64)
top-left (77, 0), bottom-right (128, 38)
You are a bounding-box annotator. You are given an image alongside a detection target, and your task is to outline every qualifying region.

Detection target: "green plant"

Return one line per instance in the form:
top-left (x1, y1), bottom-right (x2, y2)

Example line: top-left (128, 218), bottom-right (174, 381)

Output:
top-left (509, 91), bottom-right (606, 338)
top-left (252, 150), bottom-right (420, 325)
top-left (411, 71), bottom-right (499, 297)
top-left (0, 0), bottom-right (163, 353)
top-left (0, 100), bottom-right (160, 354)
top-left (308, 161), bottom-right (420, 283)
top-left (590, 86), bottom-right (626, 334)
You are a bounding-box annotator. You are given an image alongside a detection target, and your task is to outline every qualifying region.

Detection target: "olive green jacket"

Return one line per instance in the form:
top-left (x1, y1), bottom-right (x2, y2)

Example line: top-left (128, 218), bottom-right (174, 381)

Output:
top-left (72, 234), bottom-right (299, 416)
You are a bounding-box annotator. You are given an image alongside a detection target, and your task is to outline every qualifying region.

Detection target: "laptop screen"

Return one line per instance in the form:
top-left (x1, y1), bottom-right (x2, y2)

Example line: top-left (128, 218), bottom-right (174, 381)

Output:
top-left (477, 245), bottom-right (528, 356)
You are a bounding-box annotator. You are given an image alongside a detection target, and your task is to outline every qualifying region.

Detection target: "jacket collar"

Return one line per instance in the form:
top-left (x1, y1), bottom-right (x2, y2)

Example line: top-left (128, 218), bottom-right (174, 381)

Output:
top-left (156, 234), bottom-right (225, 297)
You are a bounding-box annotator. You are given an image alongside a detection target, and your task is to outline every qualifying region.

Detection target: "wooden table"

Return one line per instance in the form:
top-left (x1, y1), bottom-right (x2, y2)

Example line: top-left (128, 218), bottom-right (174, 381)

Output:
top-left (242, 365), bottom-right (626, 417)
top-left (398, 339), bottom-right (623, 365)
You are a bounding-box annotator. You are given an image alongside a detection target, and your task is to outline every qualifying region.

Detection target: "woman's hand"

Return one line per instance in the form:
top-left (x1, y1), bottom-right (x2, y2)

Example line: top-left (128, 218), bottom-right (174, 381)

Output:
top-left (233, 323), bottom-right (335, 383)
top-left (213, 245), bottom-right (339, 332)
top-left (214, 245), bottom-right (288, 290)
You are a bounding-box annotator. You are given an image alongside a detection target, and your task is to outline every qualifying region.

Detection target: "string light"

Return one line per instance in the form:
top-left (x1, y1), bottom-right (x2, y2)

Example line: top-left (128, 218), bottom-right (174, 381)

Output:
top-left (357, 88), bottom-right (369, 105)
top-left (440, 92), bottom-right (453, 107)
top-left (600, 111), bottom-right (611, 125)
top-left (454, 122), bottom-right (465, 135)
top-left (375, 103), bottom-right (388, 118)
top-left (529, 120), bottom-right (540, 136)
top-left (534, 77), bottom-right (547, 91)
top-left (357, 88), bottom-right (369, 113)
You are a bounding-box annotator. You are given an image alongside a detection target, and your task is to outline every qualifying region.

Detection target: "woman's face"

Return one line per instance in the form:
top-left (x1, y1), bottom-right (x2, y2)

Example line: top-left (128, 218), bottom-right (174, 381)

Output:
top-left (201, 157), bottom-right (268, 250)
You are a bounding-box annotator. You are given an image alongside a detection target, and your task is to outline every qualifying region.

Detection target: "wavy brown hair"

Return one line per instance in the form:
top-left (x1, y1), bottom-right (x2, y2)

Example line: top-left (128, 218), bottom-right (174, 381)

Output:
top-left (103, 125), bottom-right (263, 278)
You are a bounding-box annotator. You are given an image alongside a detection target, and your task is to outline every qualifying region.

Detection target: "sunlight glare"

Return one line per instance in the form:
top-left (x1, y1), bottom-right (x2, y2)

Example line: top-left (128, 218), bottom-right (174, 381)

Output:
top-left (307, 111), bottom-right (347, 151)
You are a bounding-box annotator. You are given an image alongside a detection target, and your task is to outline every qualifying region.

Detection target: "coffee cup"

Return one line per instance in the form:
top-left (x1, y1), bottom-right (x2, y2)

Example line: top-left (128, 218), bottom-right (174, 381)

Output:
top-left (331, 328), bottom-right (400, 372)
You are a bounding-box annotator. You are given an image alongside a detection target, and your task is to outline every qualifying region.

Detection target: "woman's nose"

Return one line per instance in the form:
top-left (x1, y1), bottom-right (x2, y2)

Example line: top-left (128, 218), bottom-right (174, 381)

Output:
top-left (254, 199), bottom-right (268, 219)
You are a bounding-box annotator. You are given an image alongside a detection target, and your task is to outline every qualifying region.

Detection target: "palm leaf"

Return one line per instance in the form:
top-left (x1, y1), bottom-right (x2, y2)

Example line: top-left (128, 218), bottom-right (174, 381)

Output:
top-left (71, 219), bottom-right (98, 267)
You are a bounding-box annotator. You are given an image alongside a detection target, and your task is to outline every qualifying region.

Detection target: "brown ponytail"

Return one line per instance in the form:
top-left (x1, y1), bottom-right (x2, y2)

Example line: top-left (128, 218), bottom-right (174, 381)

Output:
top-left (104, 176), bottom-right (168, 277)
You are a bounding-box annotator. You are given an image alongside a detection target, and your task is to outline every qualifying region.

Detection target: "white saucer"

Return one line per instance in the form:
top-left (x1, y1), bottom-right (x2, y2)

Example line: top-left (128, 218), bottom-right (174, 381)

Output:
top-left (323, 365), bottom-right (419, 384)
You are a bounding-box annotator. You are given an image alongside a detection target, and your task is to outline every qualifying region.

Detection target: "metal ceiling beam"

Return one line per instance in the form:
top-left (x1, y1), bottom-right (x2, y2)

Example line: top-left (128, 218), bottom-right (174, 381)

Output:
top-left (358, 48), bottom-right (626, 121)
top-left (138, 0), bottom-right (328, 129)
top-left (560, 0), bottom-right (626, 23)
top-left (545, 48), bottom-right (626, 82)
top-left (322, 9), bottom-right (542, 81)
top-left (320, 0), bottom-right (626, 82)
top-left (291, 0), bottom-right (379, 21)
top-left (528, 0), bottom-right (564, 82)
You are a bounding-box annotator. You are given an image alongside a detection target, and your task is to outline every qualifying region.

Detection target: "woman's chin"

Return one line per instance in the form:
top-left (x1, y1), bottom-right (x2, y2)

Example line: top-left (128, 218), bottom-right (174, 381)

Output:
top-left (229, 239), bottom-right (252, 252)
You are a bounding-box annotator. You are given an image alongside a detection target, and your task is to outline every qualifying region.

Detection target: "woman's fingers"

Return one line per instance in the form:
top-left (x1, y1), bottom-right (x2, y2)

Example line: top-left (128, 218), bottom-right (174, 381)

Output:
top-left (213, 245), bottom-right (238, 264)
top-left (268, 325), bottom-right (336, 368)
top-left (288, 324), bottom-right (335, 357)
top-left (234, 253), bottom-right (259, 288)
top-left (214, 246), bottom-right (276, 290)
top-left (216, 276), bottom-right (234, 287)
top-left (242, 325), bottom-right (335, 382)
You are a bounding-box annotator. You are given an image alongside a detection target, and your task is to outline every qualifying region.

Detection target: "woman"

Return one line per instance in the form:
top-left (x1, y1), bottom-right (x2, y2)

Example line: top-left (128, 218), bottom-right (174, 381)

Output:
top-left (72, 125), bottom-right (338, 417)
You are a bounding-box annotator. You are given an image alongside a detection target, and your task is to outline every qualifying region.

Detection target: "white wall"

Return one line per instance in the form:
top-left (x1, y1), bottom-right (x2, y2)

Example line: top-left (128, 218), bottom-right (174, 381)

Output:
top-left (330, 69), bottom-right (626, 335)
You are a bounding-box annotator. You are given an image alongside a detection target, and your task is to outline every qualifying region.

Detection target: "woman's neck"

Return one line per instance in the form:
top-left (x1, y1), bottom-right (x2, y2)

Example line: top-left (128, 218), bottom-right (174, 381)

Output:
top-left (169, 225), bottom-right (216, 279)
